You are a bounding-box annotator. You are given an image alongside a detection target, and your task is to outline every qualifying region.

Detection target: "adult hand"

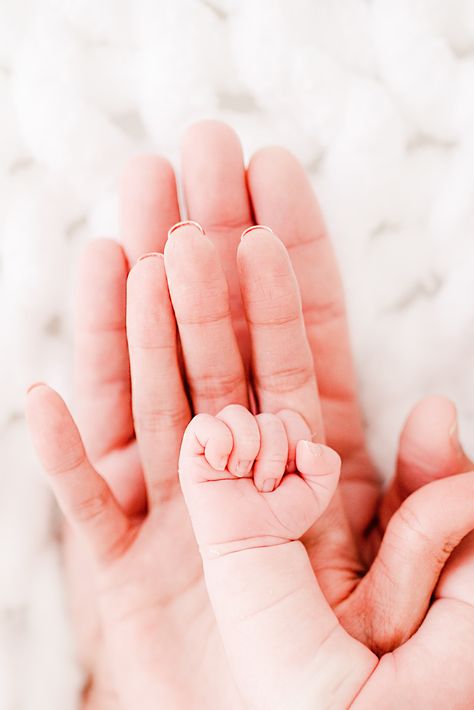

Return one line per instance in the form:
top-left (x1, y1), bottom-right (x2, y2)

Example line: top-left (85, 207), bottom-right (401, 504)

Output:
top-left (63, 121), bottom-right (474, 706)
top-left (353, 396), bottom-right (474, 707)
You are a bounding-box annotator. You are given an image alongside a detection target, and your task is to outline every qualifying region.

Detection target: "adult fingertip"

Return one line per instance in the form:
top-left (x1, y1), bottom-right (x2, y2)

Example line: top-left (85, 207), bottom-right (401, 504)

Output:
top-left (398, 395), bottom-right (468, 491)
top-left (135, 251), bottom-right (164, 264)
top-left (181, 120), bottom-right (241, 155)
top-left (26, 381), bottom-right (47, 395)
top-left (240, 224), bottom-right (274, 241)
top-left (168, 220), bottom-right (205, 240)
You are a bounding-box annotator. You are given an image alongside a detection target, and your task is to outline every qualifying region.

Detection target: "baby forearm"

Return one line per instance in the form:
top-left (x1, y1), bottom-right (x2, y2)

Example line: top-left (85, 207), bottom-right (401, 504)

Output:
top-left (203, 541), bottom-right (377, 710)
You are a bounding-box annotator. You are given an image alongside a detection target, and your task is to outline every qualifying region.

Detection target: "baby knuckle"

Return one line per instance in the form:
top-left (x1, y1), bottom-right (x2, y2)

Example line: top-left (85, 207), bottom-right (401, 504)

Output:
top-left (240, 433), bottom-right (261, 451)
top-left (219, 403), bottom-right (248, 418)
top-left (258, 453), bottom-right (288, 467)
top-left (256, 412), bottom-right (281, 427)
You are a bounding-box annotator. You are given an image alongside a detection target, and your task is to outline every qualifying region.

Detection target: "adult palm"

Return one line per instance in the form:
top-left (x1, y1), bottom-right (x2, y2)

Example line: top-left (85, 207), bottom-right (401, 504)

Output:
top-left (65, 122), bottom-right (474, 707)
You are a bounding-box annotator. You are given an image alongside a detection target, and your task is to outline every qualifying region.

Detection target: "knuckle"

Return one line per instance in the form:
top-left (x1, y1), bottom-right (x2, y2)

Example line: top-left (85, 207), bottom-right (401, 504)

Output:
top-left (257, 453), bottom-right (288, 467)
top-left (256, 412), bottom-right (287, 432)
top-left (249, 309), bottom-right (301, 329)
top-left (391, 502), bottom-right (431, 548)
top-left (172, 283), bottom-right (230, 326)
top-left (276, 408), bottom-right (307, 427)
top-left (256, 412), bottom-right (279, 424)
top-left (47, 451), bottom-right (87, 477)
top-left (72, 487), bottom-right (109, 523)
top-left (233, 434), bottom-right (261, 457)
top-left (240, 433), bottom-right (261, 450)
top-left (303, 299), bottom-right (346, 328)
top-left (391, 501), bottom-right (462, 573)
top-left (189, 371), bottom-right (246, 401)
top-left (178, 308), bottom-right (230, 326)
top-left (255, 363), bottom-right (314, 394)
top-left (135, 407), bottom-right (189, 434)
top-left (276, 408), bottom-right (295, 419)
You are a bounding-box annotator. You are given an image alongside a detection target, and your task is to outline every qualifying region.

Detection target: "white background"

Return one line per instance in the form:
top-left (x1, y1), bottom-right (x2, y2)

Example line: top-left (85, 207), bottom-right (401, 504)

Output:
top-left (1, 1), bottom-right (474, 707)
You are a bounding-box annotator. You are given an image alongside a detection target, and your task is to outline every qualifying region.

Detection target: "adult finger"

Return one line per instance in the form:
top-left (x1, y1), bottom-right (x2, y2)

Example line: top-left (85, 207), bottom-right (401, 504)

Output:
top-left (74, 239), bottom-right (132, 458)
top-left (237, 227), bottom-right (360, 597)
top-left (237, 227), bottom-right (322, 436)
top-left (74, 239), bottom-right (144, 514)
top-left (164, 221), bottom-right (248, 414)
top-left (127, 253), bottom-right (190, 507)
top-left (340, 471), bottom-right (474, 655)
top-left (247, 148), bottom-right (378, 530)
top-left (181, 121), bottom-right (253, 360)
top-left (379, 395), bottom-right (472, 529)
top-left (120, 155), bottom-right (181, 264)
top-left (26, 384), bottom-right (132, 565)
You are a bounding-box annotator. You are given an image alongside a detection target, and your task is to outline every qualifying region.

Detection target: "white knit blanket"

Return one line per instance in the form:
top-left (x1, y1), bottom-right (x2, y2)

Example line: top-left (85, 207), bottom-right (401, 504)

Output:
top-left (1, 1), bottom-right (474, 707)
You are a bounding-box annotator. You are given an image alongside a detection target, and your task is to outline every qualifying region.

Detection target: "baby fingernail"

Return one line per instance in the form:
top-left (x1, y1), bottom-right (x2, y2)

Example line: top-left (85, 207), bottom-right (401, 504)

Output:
top-left (302, 441), bottom-right (341, 469)
top-left (235, 460), bottom-right (252, 477)
top-left (168, 220), bottom-right (205, 239)
top-left (261, 478), bottom-right (276, 493)
top-left (304, 441), bottom-right (323, 456)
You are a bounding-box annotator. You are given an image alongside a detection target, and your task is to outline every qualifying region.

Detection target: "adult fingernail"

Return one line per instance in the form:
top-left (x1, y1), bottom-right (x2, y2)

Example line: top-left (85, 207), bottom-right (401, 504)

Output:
top-left (136, 252), bottom-right (163, 264)
top-left (26, 382), bottom-right (46, 394)
top-left (235, 460), bottom-right (252, 477)
top-left (240, 225), bottom-right (274, 241)
top-left (261, 478), bottom-right (276, 493)
top-left (168, 220), bottom-right (205, 239)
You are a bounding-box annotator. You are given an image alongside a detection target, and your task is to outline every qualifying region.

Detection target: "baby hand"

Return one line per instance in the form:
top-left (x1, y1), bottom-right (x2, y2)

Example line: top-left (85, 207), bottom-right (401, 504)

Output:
top-left (179, 405), bottom-right (340, 555)
top-left (179, 405), bottom-right (376, 709)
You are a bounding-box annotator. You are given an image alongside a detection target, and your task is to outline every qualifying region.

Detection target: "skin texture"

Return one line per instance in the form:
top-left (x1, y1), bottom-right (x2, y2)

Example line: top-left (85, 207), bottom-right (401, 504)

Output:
top-left (27, 122), bottom-right (474, 707)
top-left (179, 406), bottom-right (378, 710)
